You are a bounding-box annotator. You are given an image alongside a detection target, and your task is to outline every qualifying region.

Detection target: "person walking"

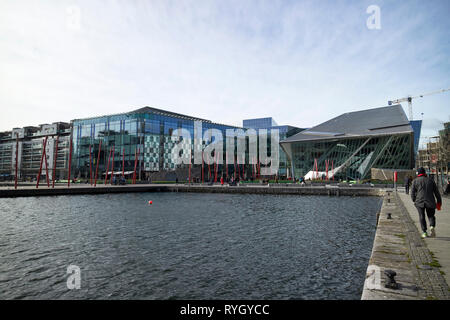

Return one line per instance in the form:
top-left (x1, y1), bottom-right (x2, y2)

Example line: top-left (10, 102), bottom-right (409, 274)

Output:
top-left (405, 175), bottom-right (410, 194)
top-left (411, 167), bottom-right (442, 238)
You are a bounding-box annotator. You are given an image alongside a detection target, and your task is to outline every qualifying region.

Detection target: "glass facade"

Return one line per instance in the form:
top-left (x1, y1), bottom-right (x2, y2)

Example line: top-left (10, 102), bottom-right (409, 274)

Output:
top-left (71, 108), bottom-right (244, 180)
top-left (243, 117), bottom-right (278, 129)
top-left (243, 118), bottom-right (304, 177)
top-left (409, 120), bottom-right (422, 157)
top-left (285, 133), bottom-right (414, 181)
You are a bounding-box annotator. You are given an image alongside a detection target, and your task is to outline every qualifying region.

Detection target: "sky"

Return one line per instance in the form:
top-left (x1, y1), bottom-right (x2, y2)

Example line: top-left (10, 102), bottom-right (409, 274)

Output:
top-left (0, 0), bottom-right (449, 148)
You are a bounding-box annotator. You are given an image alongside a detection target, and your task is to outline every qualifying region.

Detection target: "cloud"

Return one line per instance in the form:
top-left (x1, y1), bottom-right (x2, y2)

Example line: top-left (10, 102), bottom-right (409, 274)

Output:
top-left (0, 0), bottom-right (449, 137)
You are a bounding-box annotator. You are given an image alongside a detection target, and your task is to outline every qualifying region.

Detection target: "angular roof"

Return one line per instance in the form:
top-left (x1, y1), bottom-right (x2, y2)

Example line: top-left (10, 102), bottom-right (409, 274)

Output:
top-left (281, 104), bottom-right (413, 143)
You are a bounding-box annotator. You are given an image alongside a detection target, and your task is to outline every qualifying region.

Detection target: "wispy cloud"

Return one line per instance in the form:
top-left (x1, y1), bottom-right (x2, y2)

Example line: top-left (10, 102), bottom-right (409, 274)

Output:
top-left (0, 0), bottom-right (449, 146)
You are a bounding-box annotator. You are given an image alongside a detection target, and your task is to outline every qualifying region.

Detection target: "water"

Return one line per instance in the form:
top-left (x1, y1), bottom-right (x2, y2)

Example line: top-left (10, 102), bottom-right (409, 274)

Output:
top-left (0, 193), bottom-right (381, 300)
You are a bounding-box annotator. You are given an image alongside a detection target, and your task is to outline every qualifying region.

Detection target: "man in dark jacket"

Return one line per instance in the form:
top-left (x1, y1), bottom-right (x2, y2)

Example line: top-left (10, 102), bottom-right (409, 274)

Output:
top-left (405, 176), bottom-right (410, 194)
top-left (411, 167), bottom-right (442, 238)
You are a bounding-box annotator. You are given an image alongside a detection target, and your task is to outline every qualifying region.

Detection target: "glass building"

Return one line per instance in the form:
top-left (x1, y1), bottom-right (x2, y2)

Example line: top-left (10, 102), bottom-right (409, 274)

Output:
top-left (71, 107), bottom-right (249, 181)
top-left (280, 105), bottom-right (418, 181)
top-left (409, 120), bottom-right (422, 157)
top-left (243, 117), bottom-right (304, 178)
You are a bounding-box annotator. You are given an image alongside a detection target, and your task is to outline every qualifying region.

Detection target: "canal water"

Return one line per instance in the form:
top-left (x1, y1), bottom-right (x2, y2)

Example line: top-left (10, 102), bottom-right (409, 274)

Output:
top-left (0, 193), bottom-right (382, 299)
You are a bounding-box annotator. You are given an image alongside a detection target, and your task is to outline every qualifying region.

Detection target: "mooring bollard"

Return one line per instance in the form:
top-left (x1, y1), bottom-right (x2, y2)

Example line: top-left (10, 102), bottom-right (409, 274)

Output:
top-left (384, 270), bottom-right (399, 289)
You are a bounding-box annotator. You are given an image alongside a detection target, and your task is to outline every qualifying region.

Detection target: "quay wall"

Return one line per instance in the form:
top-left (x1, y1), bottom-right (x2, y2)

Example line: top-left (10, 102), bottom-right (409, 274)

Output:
top-left (0, 184), bottom-right (385, 198)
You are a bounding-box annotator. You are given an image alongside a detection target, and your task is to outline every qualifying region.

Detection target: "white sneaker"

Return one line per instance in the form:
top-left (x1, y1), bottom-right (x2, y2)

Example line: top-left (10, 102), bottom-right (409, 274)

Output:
top-left (421, 232), bottom-right (428, 239)
top-left (429, 227), bottom-right (436, 238)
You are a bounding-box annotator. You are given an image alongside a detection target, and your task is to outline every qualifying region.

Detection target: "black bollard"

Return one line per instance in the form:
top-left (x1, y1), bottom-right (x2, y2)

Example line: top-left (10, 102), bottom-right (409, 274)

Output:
top-left (384, 270), bottom-right (399, 289)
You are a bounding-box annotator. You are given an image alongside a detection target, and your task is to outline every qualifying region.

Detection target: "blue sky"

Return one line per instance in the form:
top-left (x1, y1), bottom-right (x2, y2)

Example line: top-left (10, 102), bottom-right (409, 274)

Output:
top-left (0, 0), bottom-right (449, 147)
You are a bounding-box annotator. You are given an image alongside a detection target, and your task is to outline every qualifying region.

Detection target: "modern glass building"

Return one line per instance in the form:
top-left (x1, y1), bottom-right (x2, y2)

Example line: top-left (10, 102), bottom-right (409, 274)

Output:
top-left (409, 120), bottom-right (422, 157)
top-left (243, 117), bottom-right (304, 178)
top-left (71, 107), bottom-right (249, 181)
top-left (280, 105), bottom-right (417, 181)
top-left (243, 117), bottom-right (279, 129)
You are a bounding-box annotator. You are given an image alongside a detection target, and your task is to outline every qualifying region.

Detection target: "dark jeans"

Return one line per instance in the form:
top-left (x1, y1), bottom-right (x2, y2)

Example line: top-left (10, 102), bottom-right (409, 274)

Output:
top-left (416, 206), bottom-right (436, 232)
top-left (405, 185), bottom-right (410, 194)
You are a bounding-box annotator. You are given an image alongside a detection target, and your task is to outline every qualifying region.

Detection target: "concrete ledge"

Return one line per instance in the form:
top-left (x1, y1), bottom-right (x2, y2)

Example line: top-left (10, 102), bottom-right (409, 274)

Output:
top-left (0, 184), bottom-right (386, 198)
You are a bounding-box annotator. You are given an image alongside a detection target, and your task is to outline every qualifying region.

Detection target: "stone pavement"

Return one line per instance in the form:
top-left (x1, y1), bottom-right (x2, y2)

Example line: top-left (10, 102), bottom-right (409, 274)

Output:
top-left (362, 191), bottom-right (450, 300)
top-left (398, 191), bottom-right (450, 288)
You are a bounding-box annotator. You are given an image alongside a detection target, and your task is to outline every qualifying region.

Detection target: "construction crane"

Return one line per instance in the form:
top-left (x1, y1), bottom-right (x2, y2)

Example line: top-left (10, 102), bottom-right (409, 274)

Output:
top-left (388, 87), bottom-right (450, 120)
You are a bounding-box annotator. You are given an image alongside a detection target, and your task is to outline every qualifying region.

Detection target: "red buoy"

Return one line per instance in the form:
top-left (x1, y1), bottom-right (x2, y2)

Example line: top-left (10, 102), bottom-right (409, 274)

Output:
top-left (148, 200), bottom-right (153, 205)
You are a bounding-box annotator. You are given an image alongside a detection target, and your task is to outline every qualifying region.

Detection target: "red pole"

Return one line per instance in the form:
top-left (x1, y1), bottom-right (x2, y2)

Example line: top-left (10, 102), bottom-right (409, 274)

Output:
top-left (215, 152), bottom-right (219, 183)
top-left (220, 152), bottom-right (223, 180)
top-left (122, 147), bottom-right (125, 177)
top-left (208, 162), bottom-right (211, 181)
top-left (202, 152), bottom-right (204, 184)
top-left (44, 140), bottom-right (50, 187)
top-left (52, 137), bottom-right (59, 188)
top-left (225, 155), bottom-right (228, 180)
top-left (110, 145), bottom-right (115, 184)
top-left (14, 133), bottom-right (19, 190)
top-left (189, 162), bottom-right (191, 184)
top-left (36, 137), bottom-right (48, 189)
top-left (132, 148), bottom-right (137, 184)
top-left (94, 140), bottom-right (102, 186)
top-left (213, 152), bottom-right (216, 183)
top-left (89, 145), bottom-right (93, 185)
top-left (68, 137), bottom-right (72, 187)
top-left (314, 158), bottom-right (318, 180)
top-left (104, 148), bottom-right (112, 185)
top-left (137, 147), bottom-right (140, 182)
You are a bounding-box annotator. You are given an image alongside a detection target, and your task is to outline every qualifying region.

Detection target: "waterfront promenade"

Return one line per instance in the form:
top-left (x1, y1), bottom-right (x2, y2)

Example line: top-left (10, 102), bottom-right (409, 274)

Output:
top-left (362, 191), bottom-right (450, 300)
top-left (398, 192), bottom-right (450, 287)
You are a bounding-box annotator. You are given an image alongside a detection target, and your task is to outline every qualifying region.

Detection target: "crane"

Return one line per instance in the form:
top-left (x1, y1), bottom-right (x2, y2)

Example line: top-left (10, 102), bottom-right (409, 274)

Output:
top-left (388, 87), bottom-right (450, 120)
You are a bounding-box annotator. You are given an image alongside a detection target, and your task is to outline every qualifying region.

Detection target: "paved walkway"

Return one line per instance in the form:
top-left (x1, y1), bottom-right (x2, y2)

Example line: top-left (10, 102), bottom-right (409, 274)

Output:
top-left (398, 191), bottom-right (450, 287)
top-left (362, 191), bottom-right (450, 299)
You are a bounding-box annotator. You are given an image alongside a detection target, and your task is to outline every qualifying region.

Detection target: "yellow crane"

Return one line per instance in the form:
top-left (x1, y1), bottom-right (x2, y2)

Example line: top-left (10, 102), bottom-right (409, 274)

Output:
top-left (388, 87), bottom-right (450, 120)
